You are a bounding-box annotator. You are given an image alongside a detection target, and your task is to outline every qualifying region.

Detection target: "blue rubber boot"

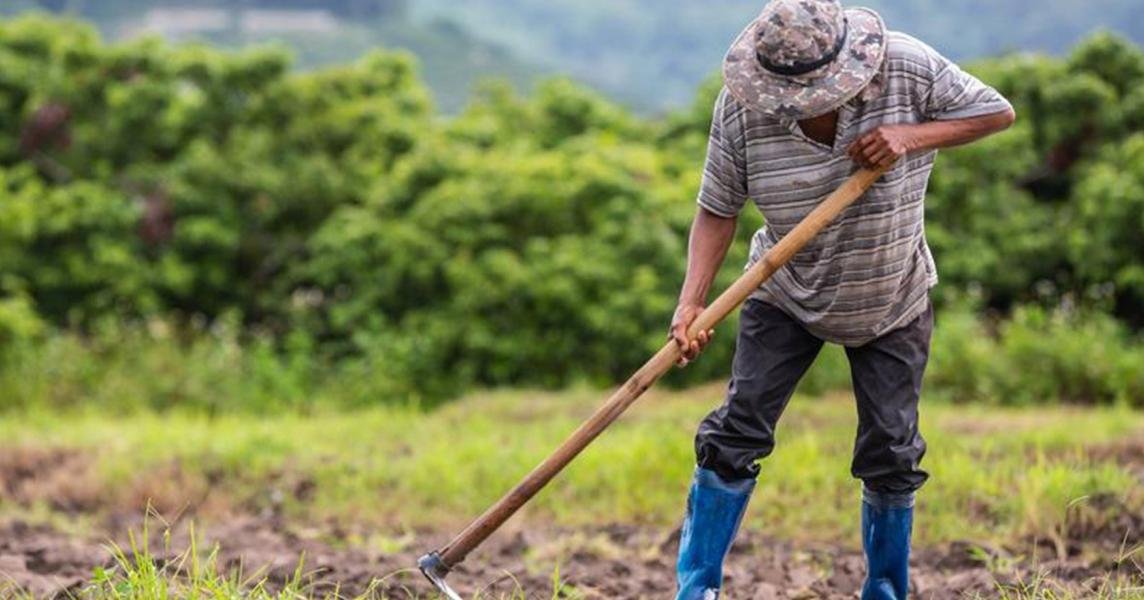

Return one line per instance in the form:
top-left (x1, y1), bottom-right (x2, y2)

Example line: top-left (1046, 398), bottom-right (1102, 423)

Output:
top-left (860, 488), bottom-right (915, 600)
top-left (675, 468), bottom-right (755, 600)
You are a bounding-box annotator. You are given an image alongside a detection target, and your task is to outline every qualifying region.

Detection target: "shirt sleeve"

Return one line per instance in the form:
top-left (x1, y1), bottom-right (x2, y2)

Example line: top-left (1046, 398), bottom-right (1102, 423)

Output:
top-left (917, 41), bottom-right (1013, 121)
top-left (696, 88), bottom-right (749, 218)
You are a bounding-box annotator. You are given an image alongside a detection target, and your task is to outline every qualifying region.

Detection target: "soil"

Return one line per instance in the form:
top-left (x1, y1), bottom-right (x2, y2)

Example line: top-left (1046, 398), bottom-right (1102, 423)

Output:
top-left (1, 514), bottom-right (1139, 599)
top-left (1, 441), bottom-right (1140, 598)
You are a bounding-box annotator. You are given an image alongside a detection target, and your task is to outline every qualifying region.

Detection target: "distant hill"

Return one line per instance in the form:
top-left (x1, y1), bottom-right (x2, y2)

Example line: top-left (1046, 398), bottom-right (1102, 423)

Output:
top-left (411, 0), bottom-right (1144, 111)
top-left (1, 0), bottom-right (538, 113)
top-left (5, 0), bottom-right (1142, 112)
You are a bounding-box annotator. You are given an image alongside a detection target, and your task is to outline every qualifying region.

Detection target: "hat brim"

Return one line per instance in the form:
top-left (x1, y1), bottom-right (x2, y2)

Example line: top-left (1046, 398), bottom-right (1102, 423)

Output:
top-left (723, 7), bottom-right (887, 119)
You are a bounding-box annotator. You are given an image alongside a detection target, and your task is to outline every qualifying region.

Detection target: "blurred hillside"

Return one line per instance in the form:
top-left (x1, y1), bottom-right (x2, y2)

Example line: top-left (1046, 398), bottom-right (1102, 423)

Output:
top-left (413, 0), bottom-right (1144, 110)
top-left (4, 0), bottom-right (1143, 112)
top-left (0, 0), bottom-right (537, 113)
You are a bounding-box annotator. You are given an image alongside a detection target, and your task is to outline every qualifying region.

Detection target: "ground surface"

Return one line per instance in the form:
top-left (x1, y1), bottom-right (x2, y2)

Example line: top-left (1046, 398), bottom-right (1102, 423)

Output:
top-left (1, 513), bottom-right (1141, 599)
top-left (0, 387), bottom-right (1142, 598)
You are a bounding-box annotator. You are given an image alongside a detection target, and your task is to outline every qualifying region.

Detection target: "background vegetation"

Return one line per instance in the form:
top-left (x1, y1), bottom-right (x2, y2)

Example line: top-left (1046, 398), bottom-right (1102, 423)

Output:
top-left (0, 16), bottom-right (1142, 411)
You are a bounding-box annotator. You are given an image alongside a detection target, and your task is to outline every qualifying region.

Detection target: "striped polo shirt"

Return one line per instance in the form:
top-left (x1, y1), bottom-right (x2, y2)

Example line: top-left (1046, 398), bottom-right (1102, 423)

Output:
top-left (698, 31), bottom-right (1012, 346)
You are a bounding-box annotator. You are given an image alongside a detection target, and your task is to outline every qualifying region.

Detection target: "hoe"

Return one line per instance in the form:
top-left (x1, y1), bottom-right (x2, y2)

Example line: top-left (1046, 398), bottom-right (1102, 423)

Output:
top-left (418, 166), bottom-right (889, 599)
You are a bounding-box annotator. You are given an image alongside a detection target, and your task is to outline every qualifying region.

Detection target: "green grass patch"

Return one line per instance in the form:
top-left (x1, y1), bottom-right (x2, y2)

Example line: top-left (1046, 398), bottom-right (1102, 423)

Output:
top-left (1, 385), bottom-right (1139, 550)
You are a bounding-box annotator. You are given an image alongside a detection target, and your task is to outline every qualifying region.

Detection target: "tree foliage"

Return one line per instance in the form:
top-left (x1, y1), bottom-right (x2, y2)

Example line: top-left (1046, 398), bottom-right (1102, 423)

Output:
top-left (0, 17), bottom-right (1141, 404)
top-left (921, 33), bottom-right (1144, 321)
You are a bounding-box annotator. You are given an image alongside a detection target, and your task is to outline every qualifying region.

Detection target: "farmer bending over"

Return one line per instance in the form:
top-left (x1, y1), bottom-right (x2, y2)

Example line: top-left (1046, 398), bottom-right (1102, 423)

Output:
top-left (670, 1), bottom-right (1015, 598)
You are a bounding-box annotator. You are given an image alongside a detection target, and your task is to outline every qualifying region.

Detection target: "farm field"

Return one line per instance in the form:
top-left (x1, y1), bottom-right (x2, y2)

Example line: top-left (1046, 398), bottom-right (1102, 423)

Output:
top-left (1, 385), bottom-right (1141, 598)
top-left (2, 13), bottom-right (1144, 600)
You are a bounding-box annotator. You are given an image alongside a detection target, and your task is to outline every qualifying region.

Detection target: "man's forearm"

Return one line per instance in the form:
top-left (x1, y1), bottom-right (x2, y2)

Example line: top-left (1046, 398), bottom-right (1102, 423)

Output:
top-left (849, 108), bottom-right (1016, 168)
top-left (678, 207), bottom-right (738, 306)
top-left (904, 108), bottom-right (1017, 152)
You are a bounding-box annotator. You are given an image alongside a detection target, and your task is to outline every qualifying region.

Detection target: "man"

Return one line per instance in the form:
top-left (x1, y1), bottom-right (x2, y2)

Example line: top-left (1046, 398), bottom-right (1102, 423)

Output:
top-left (669, 1), bottom-right (1015, 599)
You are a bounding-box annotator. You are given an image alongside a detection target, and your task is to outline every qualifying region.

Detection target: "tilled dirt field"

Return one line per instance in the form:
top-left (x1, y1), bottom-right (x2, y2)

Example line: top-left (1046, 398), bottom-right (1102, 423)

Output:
top-left (1, 512), bottom-right (1140, 600)
top-left (1, 437), bottom-right (1142, 598)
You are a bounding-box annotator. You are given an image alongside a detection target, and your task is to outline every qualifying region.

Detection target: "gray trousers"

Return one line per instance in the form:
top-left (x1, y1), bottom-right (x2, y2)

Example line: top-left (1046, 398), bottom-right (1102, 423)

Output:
top-left (695, 299), bottom-right (932, 495)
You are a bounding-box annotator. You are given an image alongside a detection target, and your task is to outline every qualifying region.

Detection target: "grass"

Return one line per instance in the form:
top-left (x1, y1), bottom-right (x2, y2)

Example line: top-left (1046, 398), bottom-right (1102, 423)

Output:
top-left (0, 384), bottom-right (1140, 548)
top-left (0, 383), bottom-right (1141, 598)
top-left (0, 512), bottom-right (576, 600)
top-left (977, 562), bottom-right (1144, 600)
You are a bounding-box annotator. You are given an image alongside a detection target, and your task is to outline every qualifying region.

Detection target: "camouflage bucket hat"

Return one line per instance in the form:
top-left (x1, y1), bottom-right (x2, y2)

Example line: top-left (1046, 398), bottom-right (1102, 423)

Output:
top-left (724, 0), bottom-right (887, 119)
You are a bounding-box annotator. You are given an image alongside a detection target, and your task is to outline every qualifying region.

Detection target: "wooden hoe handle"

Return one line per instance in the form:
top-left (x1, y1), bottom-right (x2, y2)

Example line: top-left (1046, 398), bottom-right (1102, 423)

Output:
top-left (432, 166), bottom-right (888, 569)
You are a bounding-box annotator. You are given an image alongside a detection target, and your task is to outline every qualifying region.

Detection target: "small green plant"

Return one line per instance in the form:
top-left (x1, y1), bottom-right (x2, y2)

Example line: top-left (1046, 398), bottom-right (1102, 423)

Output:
top-left (80, 510), bottom-right (320, 599)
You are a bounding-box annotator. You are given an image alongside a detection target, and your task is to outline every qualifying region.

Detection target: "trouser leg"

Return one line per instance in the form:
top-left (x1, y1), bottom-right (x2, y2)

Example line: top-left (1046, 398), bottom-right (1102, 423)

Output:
top-left (694, 299), bottom-right (824, 481)
top-left (676, 300), bottom-right (823, 599)
top-left (845, 300), bottom-right (932, 495)
top-left (845, 301), bottom-right (933, 600)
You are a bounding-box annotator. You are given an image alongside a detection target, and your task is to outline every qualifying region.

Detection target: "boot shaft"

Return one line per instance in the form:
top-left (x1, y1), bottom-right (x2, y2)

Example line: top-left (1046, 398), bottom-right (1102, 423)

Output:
top-left (861, 489), bottom-right (914, 600)
top-left (675, 468), bottom-right (755, 600)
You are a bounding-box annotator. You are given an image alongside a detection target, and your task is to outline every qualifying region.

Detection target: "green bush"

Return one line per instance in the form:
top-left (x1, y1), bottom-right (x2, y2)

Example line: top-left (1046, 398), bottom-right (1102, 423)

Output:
top-left (0, 16), bottom-right (1142, 408)
top-left (924, 34), bottom-right (1144, 318)
top-left (3, 301), bottom-right (1139, 414)
top-left (0, 316), bottom-right (326, 414)
top-left (0, 289), bottom-right (43, 366)
top-left (927, 303), bottom-right (1144, 407)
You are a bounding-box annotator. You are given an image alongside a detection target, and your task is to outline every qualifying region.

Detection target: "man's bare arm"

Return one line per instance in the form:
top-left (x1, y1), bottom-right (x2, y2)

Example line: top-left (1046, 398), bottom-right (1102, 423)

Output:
top-left (671, 206), bottom-right (738, 366)
top-left (849, 108), bottom-right (1017, 169)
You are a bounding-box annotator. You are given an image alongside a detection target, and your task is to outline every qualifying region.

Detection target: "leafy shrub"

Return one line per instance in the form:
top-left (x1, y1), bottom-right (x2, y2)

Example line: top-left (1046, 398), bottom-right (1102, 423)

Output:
top-left (0, 316), bottom-right (325, 414)
top-left (1066, 134), bottom-right (1144, 320)
top-left (927, 303), bottom-right (1143, 407)
top-left (0, 17), bottom-right (1142, 408)
top-left (0, 289), bottom-right (43, 366)
top-left (3, 301), bottom-right (1138, 414)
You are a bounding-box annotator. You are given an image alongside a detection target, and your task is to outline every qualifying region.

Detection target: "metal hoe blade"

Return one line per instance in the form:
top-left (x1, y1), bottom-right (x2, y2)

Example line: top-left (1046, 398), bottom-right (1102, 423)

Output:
top-left (417, 552), bottom-right (463, 600)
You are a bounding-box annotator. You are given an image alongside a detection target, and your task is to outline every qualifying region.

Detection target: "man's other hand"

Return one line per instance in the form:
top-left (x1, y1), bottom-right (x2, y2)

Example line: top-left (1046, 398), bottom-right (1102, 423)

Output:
top-left (671, 303), bottom-right (715, 367)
